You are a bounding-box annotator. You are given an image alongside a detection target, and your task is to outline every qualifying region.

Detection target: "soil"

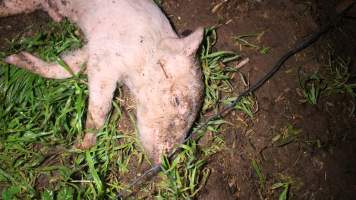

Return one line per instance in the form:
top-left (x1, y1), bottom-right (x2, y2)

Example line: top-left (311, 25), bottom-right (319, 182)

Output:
top-left (1, 0), bottom-right (356, 199)
top-left (163, 0), bottom-right (356, 199)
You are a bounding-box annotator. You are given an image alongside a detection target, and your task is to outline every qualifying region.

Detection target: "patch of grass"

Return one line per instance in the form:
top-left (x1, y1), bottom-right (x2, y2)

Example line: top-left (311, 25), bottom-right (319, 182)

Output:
top-left (233, 32), bottom-right (270, 55)
top-left (271, 181), bottom-right (291, 200)
top-left (157, 141), bottom-right (209, 199)
top-left (155, 117), bottom-right (226, 199)
top-left (272, 124), bottom-right (301, 147)
top-left (251, 159), bottom-right (266, 190)
top-left (4, 19), bottom-right (83, 62)
top-left (223, 95), bottom-right (258, 118)
top-left (299, 73), bottom-right (326, 105)
top-left (200, 27), bottom-right (240, 113)
top-left (202, 134), bottom-right (225, 157)
top-left (298, 52), bottom-right (355, 109)
top-left (324, 54), bottom-right (355, 96)
top-left (0, 20), bottom-right (87, 199)
top-left (271, 174), bottom-right (295, 200)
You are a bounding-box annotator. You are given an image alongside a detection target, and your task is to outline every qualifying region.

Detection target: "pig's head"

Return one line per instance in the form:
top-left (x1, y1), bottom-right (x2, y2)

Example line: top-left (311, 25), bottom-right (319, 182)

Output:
top-left (136, 28), bottom-right (205, 164)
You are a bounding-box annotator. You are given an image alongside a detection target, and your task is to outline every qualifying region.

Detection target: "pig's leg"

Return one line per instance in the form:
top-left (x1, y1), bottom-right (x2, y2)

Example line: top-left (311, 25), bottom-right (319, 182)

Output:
top-left (0, 0), bottom-right (41, 17)
top-left (4, 48), bottom-right (88, 79)
top-left (75, 66), bottom-right (117, 149)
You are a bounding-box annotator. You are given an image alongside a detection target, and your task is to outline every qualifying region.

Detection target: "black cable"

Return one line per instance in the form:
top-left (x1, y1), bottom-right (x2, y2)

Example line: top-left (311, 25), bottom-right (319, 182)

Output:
top-left (117, 2), bottom-right (356, 199)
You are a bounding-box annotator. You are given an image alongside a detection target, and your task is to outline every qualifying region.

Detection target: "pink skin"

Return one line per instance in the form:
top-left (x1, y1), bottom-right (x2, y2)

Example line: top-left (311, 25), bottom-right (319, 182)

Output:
top-left (1, 0), bottom-right (204, 163)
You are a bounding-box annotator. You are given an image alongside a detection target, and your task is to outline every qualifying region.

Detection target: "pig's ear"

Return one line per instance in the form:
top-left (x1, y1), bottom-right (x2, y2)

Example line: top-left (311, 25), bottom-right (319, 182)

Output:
top-left (180, 27), bottom-right (204, 56)
top-left (159, 27), bottom-right (204, 56)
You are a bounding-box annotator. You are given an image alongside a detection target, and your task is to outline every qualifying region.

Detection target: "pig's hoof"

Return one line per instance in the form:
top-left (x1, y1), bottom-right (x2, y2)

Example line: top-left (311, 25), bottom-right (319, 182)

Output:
top-left (5, 53), bottom-right (31, 67)
top-left (5, 54), bottom-right (21, 65)
top-left (75, 133), bottom-right (97, 149)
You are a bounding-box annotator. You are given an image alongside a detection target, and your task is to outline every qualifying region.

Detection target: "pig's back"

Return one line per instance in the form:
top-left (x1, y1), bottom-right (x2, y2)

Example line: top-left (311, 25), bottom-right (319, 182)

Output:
top-left (77, 0), bottom-right (177, 44)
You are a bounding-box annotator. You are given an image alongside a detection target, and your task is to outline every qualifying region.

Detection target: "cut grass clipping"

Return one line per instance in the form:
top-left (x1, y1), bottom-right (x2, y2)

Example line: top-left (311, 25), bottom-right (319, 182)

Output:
top-left (0, 21), bottom-right (245, 199)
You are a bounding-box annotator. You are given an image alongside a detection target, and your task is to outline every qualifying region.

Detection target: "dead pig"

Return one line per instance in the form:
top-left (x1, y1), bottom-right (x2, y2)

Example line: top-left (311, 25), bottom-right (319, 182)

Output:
top-left (0, 0), bottom-right (204, 163)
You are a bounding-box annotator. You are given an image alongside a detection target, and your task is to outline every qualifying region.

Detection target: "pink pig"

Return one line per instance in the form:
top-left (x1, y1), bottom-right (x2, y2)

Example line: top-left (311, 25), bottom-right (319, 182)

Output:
top-left (0, 0), bottom-right (204, 163)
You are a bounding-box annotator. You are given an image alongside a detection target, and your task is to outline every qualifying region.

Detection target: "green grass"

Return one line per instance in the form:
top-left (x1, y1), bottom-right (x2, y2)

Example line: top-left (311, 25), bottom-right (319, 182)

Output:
top-left (251, 159), bottom-right (266, 190)
top-left (157, 141), bottom-right (210, 199)
top-left (0, 20), bottom-right (245, 199)
top-left (200, 28), bottom-right (240, 113)
top-left (299, 53), bottom-right (356, 110)
top-left (223, 95), bottom-right (258, 118)
top-left (0, 20), bottom-right (87, 199)
top-left (271, 124), bottom-right (301, 147)
top-left (4, 19), bottom-right (82, 62)
top-left (323, 54), bottom-right (356, 104)
top-left (299, 73), bottom-right (326, 105)
top-left (233, 32), bottom-right (270, 55)
top-left (271, 181), bottom-right (291, 200)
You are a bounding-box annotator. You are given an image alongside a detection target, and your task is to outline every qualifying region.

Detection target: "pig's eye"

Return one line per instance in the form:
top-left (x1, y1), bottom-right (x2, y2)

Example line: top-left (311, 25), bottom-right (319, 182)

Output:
top-left (173, 96), bottom-right (180, 106)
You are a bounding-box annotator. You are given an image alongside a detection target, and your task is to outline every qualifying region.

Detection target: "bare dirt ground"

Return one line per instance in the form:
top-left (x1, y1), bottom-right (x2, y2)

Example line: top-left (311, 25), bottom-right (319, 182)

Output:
top-left (161, 0), bottom-right (356, 199)
top-left (0, 0), bottom-right (355, 199)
